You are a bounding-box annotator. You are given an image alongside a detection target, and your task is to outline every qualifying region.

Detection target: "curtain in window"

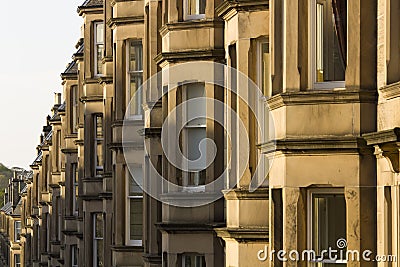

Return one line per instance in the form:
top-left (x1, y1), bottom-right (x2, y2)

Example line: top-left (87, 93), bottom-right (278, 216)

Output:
top-left (332, 0), bottom-right (347, 67)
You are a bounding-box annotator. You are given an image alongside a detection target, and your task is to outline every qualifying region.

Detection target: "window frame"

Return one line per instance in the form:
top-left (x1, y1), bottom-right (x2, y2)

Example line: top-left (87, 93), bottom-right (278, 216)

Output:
top-left (307, 188), bottom-right (347, 266)
top-left (93, 114), bottom-right (104, 177)
top-left (180, 253), bottom-right (206, 267)
top-left (126, 39), bottom-right (144, 120)
top-left (14, 221), bottom-right (21, 242)
top-left (71, 244), bottom-right (78, 267)
top-left (183, 0), bottom-right (206, 21)
top-left (125, 166), bottom-right (143, 246)
top-left (72, 163), bottom-right (79, 216)
top-left (93, 21), bottom-right (104, 77)
top-left (71, 85), bottom-right (78, 134)
top-left (181, 83), bottom-right (207, 192)
top-left (309, 0), bottom-right (347, 90)
top-left (14, 254), bottom-right (21, 267)
top-left (257, 39), bottom-right (270, 97)
top-left (93, 213), bottom-right (104, 267)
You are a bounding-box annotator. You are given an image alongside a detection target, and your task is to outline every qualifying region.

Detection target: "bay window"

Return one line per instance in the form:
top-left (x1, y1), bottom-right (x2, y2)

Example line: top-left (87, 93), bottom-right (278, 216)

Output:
top-left (127, 40), bottom-right (143, 118)
top-left (308, 189), bottom-right (346, 265)
top-left (93, 213), bottom-right (104, 267)
top-left (94, 22), bottom-right (104, 76)
top-left (126, 167), bottom-right (143, 246)
top-left (313, 0), bottom-right (347, 89)
top-left (184, 0), bottom-right (206, 20)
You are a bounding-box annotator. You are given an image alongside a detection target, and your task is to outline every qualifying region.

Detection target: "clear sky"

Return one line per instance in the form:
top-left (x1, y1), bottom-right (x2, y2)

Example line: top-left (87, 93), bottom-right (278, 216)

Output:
top-left (0, 0), bottom-right (84, 169)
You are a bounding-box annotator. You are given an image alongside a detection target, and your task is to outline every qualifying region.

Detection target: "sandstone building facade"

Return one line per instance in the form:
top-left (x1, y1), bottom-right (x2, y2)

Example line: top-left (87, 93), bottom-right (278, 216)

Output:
top-left (0, 0), bottom-right (399, 267)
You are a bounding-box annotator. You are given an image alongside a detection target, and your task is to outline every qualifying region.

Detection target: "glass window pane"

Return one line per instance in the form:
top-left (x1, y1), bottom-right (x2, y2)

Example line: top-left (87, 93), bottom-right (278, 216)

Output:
top-left (129, 168), bottom-right (143, 195)
top-left (130, 198), bottom-right (143, 240)
top-left (186, 128), bottom-right (206, 170)
top-left (97, 44), bottom-right (104, 75)
top-left (260, 42), bottom-right (270, 96)
top-left (128, 41), bottom-right (143, 116)
top-left (186, 83), bottom-right (206, 126)
top-left (312, 193), bottom-right (346, 264)
top-left (96, 239), bottom-right (104, 267)
top-left (94, 213), bottom-right (103, 238)
top-left (129, 41), bottom-right (143, 71)
top-left (96, 23), bottom-right (104, 43)
top-left (187, 0), bottom-right (205, 15)
top-left (315, 0), bottom-right (346, 82)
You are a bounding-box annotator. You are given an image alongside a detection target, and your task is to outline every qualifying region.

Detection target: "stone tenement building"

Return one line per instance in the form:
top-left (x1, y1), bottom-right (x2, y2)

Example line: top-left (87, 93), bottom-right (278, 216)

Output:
top-left (0, 0), bottom-right (399, 266)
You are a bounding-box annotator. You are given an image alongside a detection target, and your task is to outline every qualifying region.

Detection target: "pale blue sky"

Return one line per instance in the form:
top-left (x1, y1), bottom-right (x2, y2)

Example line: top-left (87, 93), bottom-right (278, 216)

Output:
top-left (0, 0), bottom-right (84, 169)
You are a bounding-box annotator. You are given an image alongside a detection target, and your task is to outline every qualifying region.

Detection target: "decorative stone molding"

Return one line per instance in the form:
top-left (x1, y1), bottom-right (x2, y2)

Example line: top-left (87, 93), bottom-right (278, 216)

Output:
top-left (267, 90), bottom-right (377, 110)
top-left (106, 16), bottom-right (144, 29)
top-left (215, 227), bottom-right (269, 241)
top-left (379, 81), bottom-right (400, 100)
top-left (159, 19), bottom-right (224, 36)
top-left (259, 137), bottom-right (371, 155)
top-left (216, 0), bottom-right (269, 20)
top-left (154, 49), bottom-right (225, 65)
top-left (364, 128), bottom-right (400, 172)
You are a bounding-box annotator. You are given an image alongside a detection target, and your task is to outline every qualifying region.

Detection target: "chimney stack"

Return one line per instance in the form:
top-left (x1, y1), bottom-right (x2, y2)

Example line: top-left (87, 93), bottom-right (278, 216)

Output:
top-left (54, 93), bottom-right (62, 105)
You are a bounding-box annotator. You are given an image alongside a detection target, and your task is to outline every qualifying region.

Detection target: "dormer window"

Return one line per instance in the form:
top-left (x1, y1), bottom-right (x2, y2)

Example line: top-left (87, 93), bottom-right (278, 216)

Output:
top-left (94, 22), bottom-right (104, 76)
top-left (184, 0), bottom-right (206, 21)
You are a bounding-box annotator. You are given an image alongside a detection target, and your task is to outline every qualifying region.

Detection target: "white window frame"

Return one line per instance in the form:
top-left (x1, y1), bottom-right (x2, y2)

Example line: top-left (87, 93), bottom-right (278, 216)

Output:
top-left (183, 0), bottom-right (206, 21)
top-left (307, 188), bottom-right (347, 266)
top-left (309, 0), bottom-right (347, 90)
top-left (71, 245), bottom-right (78, 267)
top-left (126, 39), bottom-right (144, 120)
top-left (94, 21), bottom-right (104, 77)
top-left (94, 114), bottom-right (104, 177)
top-left (71, 85), bottom-right (78, 134)
top-left (14, 221), bottom-right (21, 242)
top-left (181, 253), bottom-right (206, 267)
top-left (257, 39), bottom-right (270, 97)
top-left (125, 166), bottom-right (143, 246)
top-left (93, 213), bottom-right (104, 267)
top-left (72, 163), bottom-right (79, 216)
top-left (182, 83), bottom-right (207, 192)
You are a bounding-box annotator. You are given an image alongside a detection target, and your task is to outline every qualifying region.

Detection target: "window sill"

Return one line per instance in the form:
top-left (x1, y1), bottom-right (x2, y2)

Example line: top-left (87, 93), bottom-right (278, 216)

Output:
top-left (183, 15), bottom-right (206, 21)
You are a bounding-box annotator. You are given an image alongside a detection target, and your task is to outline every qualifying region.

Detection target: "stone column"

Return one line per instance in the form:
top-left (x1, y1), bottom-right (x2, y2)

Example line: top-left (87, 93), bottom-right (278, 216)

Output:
top-left (346, 0), bottom-right (377, 90)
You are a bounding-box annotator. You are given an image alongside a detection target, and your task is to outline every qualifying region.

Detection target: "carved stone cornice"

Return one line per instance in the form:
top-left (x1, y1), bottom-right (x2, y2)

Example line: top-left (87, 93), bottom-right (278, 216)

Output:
top-left (267, 90), bottom-right (377, 110)
top-left (379, 81), bottom-right (400, 100)
top-left (364, 128), bottom-right (400, 172)
top-left (159, 19), bottom-right (224, 36)
top-left (107, 16), bottom-right (144, 29)
top-left (216, 0), bottom-right (269, 20)
top-left (259, 137), bottom-right (372, 155)
top-left (215, 227), bottom-right (269, 241)
top-left (155, 49), bottom-right (225, 65)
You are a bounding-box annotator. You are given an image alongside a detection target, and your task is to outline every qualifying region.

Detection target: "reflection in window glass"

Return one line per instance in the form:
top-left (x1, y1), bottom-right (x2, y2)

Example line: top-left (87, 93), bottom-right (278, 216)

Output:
top-left (128, 41), bottom-right (143, 117)
top-left (315, 0), bottom-right (346, 83)
top-left (312, 192), bottom-right (346, 265)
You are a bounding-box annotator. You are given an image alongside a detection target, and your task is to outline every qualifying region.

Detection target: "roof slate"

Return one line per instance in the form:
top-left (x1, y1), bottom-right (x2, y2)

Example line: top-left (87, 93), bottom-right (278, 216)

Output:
top-left (81, 0), bottom-right (103, 7)
top-left (63, 60), bottom-right (78, 75)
